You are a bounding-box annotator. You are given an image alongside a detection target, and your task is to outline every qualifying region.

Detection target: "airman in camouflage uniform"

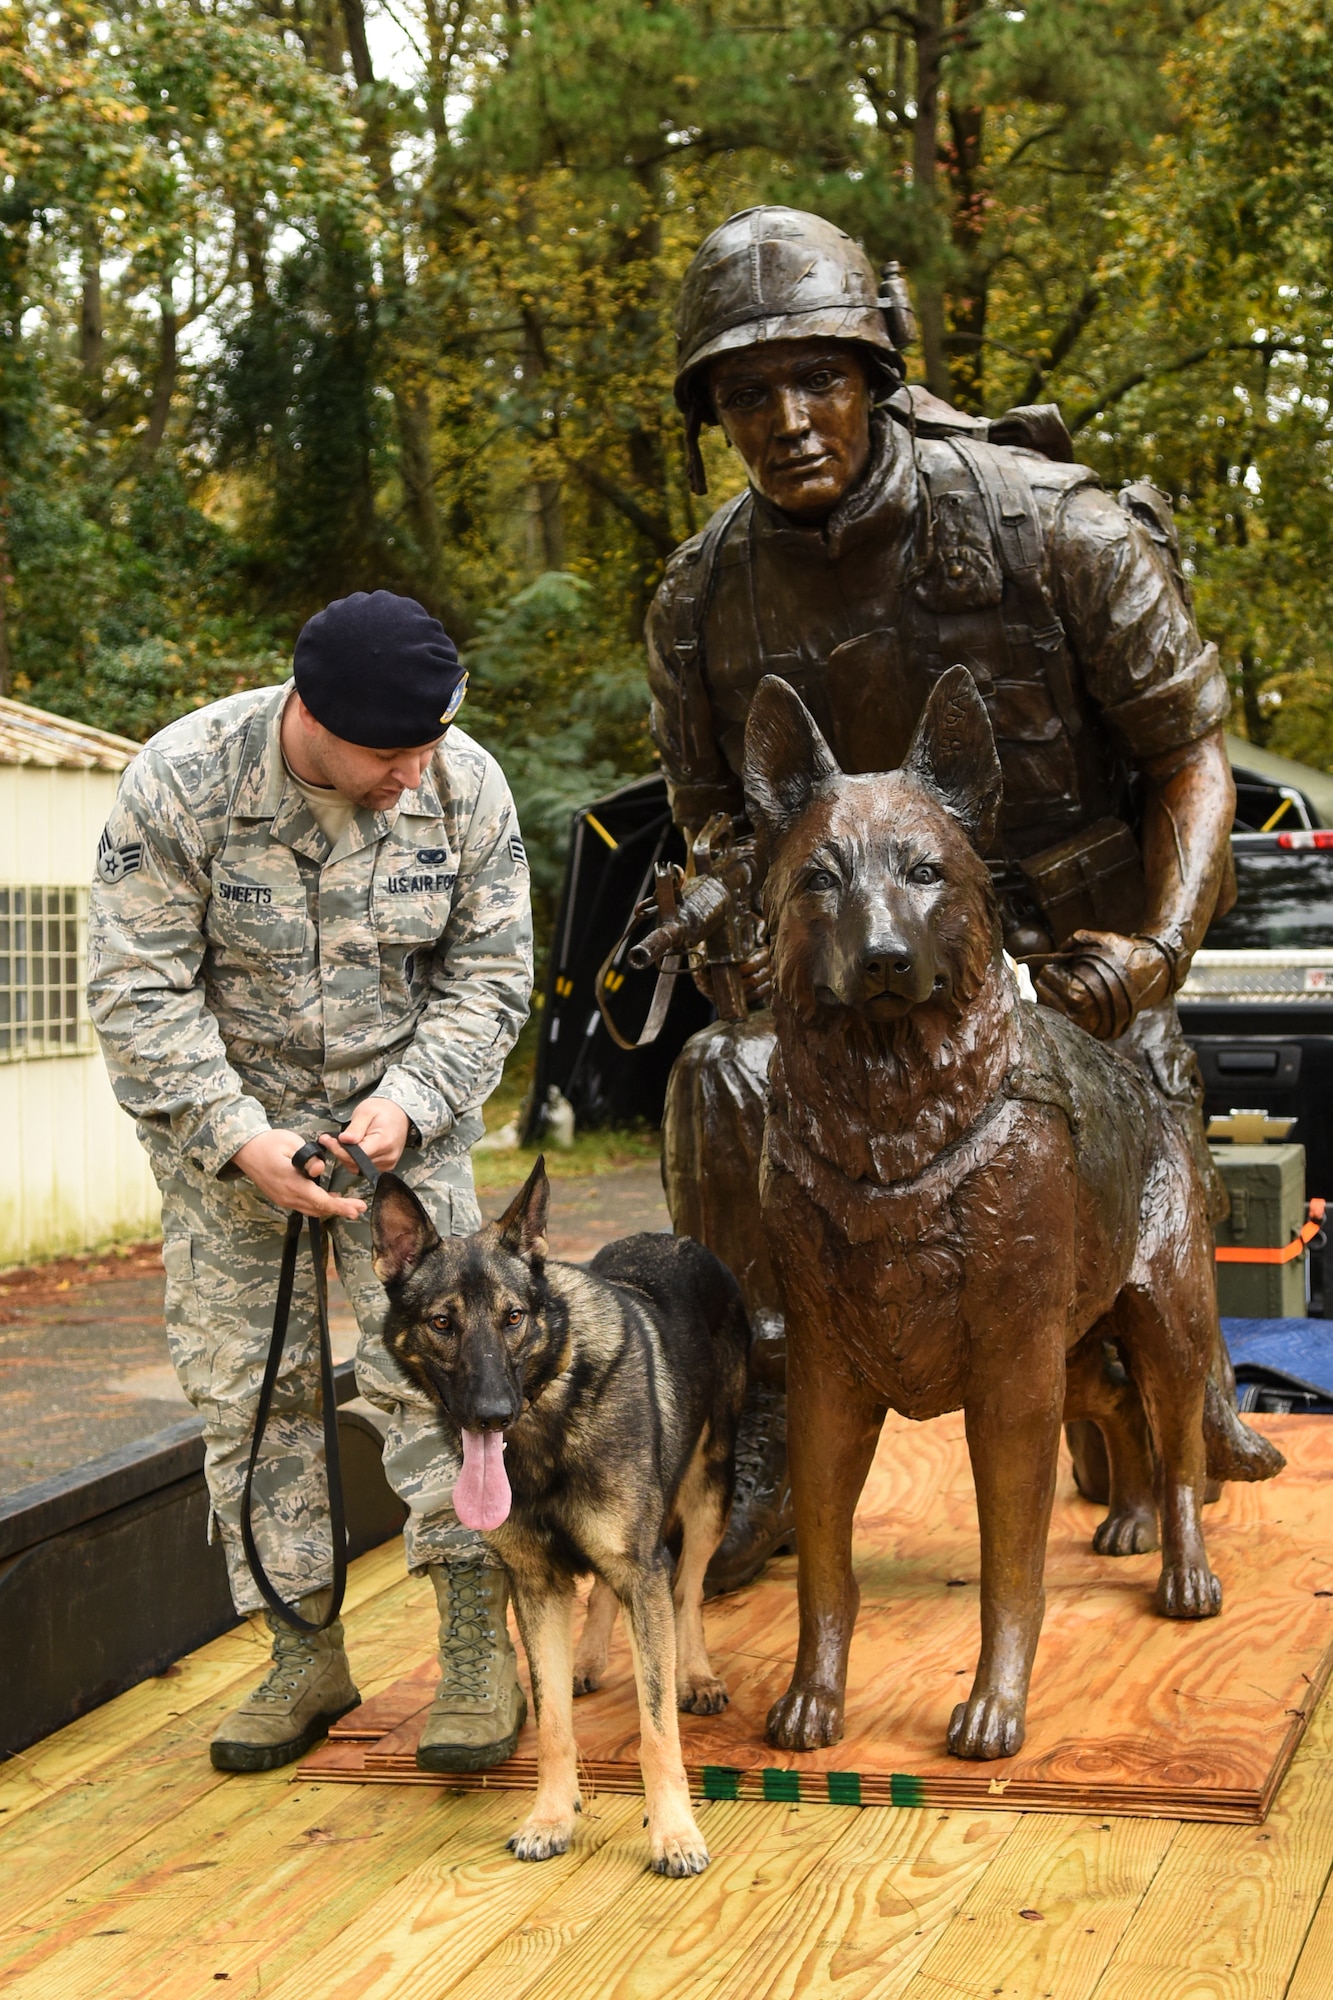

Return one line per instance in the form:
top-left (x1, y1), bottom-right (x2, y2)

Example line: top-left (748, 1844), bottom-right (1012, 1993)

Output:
top-left (88, 591), bottom-right (534, 1773)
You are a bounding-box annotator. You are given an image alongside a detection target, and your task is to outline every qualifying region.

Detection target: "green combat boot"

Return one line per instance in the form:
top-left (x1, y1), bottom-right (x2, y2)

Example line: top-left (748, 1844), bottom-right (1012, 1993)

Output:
top-left (416, 1561), bottom-right (527, 1773)
top-left (210, 1591), bottom-right (360, 1773)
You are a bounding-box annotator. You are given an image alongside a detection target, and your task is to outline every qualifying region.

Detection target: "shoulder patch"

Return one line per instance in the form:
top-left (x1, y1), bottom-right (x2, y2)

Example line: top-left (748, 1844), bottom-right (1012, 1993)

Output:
top-left (508, 834), bottom-right (527, 866)
top-left (97, 828), bottom-right (143, 885)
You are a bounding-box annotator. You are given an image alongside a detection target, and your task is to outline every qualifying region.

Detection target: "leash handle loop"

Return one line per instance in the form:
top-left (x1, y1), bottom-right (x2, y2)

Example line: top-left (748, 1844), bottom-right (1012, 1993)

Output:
top-left (239, 1124), bottom-right (380, 1635)
top-left (291, 1130), bottom-right (381, 1188)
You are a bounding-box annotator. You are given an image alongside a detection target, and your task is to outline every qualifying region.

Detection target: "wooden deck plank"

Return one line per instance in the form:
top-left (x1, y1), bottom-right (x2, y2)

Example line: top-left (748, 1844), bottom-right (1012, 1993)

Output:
top-left (441, 1799), bottom-right (889, 2000)
top-left (0, 1559), bottom-right (432, 1943)
top-left (681, 1804), bottom-right (1024, 2000)
top-left (430, 1801), bottom-right (840, 2000)
top-left (1086, 1727), bottom-right (1333, 1998)
top-left (2, 1783), bottom-right (521, 2000)
top-left (1284, 1848), bottom-right (1333, 2000)
top-left (253, 1793), bottom-right (648, 2000)
top-left (0, 1538), bottom-right (410, 1836)
top-left (889, 1811), bottom-right (1178, 2000)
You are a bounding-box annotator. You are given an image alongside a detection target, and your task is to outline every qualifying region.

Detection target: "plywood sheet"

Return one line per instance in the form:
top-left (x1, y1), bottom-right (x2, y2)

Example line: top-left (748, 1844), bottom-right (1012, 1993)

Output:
top-left (300, 1412), bottom-right (1333, 1824)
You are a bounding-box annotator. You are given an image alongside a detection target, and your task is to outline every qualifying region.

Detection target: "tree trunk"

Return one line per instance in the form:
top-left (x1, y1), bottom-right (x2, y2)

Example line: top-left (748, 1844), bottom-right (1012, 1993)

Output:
top-left (337, 0), bottom-right (464, 628)
top-left (520, 304), bottom-right (565, 570)
top-left (1239, 644), bottom-right (1270, 748)
top-left (138, 303), bottom-right (178, 464)
top-left (79, 221), bottom-right (103, 393)
top-left (944, 98), bottom-right (985, 411)
top-left (913, 0), bottom-right (949, 400)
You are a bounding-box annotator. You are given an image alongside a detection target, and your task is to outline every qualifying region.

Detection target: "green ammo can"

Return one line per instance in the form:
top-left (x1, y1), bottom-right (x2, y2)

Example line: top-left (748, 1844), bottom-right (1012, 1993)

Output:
top-left (1210, 1138), bottom-right (1308, 1319)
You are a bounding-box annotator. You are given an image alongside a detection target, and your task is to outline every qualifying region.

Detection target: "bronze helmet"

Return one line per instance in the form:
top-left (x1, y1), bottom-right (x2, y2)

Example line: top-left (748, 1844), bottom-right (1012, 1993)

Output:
top-left (673, 206), bottom-right (908, 494)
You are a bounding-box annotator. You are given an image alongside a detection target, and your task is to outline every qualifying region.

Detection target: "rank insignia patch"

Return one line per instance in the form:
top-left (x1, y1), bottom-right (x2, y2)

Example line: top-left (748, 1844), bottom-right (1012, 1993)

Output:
top-left (97, 830), bottom-right (144, 884)
top-left (509, 833), bottom-right (527, 866)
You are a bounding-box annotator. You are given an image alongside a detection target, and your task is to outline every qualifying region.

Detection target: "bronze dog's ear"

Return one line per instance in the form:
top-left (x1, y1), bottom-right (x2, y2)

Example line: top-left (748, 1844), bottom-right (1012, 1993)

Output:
top-left (902, 665), bottom-right (1003, 850)
top-left (372, 1174), bottom-right (441, 1287)
top-left (744, 675), bottom-right (842, 847)
top-left (496, 1154), bottom-right (550, 1264)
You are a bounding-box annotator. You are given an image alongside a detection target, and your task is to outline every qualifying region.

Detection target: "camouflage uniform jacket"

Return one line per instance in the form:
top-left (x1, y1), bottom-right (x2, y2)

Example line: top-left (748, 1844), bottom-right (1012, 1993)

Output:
top-left (88, 681), bottom-right (533, 1181)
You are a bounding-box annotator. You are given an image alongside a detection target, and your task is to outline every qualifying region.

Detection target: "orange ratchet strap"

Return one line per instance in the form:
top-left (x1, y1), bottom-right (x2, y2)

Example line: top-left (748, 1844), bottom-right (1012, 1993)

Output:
top-left (1215, 1197), bottom-right (1326, 1265)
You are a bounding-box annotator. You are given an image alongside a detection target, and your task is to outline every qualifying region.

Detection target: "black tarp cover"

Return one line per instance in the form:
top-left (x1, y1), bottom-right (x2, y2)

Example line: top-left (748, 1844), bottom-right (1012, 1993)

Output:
top-left (523, 774), bottom-right (714, 1138)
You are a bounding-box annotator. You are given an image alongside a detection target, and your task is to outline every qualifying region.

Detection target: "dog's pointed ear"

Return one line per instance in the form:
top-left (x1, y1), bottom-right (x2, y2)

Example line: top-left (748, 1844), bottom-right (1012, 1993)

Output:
top-left (496, 1155), bottom-right (550, 1263)
top-left (372, 1174), bottom-right (441, 1287)
top-left (744, 675), bottom-right (842, 848)
top-left (902, 666), bottom-right (1003, 850)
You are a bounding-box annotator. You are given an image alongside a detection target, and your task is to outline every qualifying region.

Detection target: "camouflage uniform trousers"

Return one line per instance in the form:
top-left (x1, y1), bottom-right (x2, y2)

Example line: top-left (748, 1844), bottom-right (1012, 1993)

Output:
top-left (159, 1108), bottom-right (497, 1617)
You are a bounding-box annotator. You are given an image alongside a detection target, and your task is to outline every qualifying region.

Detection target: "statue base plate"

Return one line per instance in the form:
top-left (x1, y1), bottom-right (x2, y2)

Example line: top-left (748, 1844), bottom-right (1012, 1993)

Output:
top-left (300, 1411), bottom-right (1329, 1823)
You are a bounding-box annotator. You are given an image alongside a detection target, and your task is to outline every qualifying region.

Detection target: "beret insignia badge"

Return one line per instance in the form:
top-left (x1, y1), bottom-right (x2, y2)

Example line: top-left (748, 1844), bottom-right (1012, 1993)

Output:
top-left (440, 671), bottom-right (468, 727)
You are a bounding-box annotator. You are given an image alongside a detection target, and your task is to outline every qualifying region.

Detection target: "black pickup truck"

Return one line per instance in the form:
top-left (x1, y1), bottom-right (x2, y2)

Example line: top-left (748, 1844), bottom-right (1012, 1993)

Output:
top-left (1179, 736), bottom-right (1333, 1310)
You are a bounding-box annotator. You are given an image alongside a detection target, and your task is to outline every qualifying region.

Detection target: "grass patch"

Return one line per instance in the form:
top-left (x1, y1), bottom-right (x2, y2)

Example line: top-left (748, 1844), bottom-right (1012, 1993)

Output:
top-left (471, 1127), bottom-right (661, 1192)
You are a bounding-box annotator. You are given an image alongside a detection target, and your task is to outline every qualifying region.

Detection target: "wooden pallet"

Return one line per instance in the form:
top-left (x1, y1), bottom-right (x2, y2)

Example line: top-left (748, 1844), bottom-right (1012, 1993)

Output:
top-left (300, 1410), bottom-right (1333, 1824)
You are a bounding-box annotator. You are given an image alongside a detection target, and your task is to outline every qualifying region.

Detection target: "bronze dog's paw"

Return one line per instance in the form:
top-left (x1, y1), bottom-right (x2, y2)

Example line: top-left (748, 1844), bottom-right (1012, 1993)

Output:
top-left (766, 1683), bottom-right (844, 1751)
top-left (948, 1691), bottom-right (1025, 1761)
top-left (1093, 1506), bottom-right (1159, 1557)
top-left (1156, 1563), bottom-right (1222, 1619)
top-left (678, 1672), bottom-right (729, 1716)
top-left (509, 1809), bottom-right (578, 1862)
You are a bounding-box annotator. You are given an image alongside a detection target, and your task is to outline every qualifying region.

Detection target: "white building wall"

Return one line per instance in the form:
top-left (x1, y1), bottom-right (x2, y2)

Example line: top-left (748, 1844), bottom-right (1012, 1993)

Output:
top-left (0, 761), bottom-right (161, 1266)
top-left (0, 1048), bottom-right (160, 1265)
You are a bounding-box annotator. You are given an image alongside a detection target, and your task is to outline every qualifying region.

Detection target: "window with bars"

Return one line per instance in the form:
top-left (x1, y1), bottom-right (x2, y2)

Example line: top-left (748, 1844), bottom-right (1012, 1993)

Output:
top-left (0, 887), bottom-right (92, 1060)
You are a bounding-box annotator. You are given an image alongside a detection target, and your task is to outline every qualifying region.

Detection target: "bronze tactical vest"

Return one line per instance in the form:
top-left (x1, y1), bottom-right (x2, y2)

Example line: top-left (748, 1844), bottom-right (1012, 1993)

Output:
top-left (671, 428), bottom-right (1127, 866)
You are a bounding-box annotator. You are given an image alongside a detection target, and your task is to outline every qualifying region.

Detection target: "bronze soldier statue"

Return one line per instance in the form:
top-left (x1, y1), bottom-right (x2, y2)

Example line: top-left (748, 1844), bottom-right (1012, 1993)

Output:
top-left (646, 206), bottom-right (1236, 1592)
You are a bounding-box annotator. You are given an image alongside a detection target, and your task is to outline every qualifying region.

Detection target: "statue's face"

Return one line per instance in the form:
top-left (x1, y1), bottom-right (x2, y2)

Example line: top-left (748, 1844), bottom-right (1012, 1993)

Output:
top-left (708, 339), bottom-right (873, 520)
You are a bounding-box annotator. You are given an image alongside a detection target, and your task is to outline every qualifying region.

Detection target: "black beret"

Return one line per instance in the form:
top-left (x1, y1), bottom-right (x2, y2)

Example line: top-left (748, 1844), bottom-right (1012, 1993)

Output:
top-left (293, 590), bottom-right (467, 748)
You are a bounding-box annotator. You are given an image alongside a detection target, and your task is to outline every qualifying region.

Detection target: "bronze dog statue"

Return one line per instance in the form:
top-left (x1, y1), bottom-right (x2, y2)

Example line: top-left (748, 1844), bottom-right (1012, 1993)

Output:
top-left (746, 668), bottom-right (1283, 1761)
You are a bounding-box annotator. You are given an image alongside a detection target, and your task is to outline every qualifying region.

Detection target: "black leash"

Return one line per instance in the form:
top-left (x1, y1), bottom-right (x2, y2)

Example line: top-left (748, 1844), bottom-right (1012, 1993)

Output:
top-left (239, 1131), bottom-right (380, 1634)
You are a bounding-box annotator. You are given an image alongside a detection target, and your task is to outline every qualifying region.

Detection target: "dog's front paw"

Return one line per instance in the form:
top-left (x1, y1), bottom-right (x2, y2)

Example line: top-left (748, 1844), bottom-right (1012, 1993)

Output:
top-left (1093, 1506), bottom-right (1159, 1556)
top-left (572, 1663), bottom-right (604, 1696)
top-left (678, 1671), bottom-right (728, 1716)
top-left (509, 1805), bottom-right (580, 1861)
top-left (948, 1690), bottom-right (1025, 1761)
top-left (649, 1812), bottom-right (710, 1877)
top-left (1156, 1561), bottom-right (1222, 1619)
top-left (767, 1682), bottom-right (844, 1751)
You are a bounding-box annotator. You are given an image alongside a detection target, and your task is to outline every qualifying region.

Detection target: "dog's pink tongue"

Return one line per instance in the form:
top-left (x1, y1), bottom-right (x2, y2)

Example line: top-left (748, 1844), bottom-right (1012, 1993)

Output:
top-left (455, 1428), bottom-right (512, 1531)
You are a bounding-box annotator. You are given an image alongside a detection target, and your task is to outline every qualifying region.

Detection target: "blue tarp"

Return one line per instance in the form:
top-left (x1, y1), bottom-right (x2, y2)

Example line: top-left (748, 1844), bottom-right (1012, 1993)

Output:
top-left (1222, 1317), bottom-right (1333, 1408)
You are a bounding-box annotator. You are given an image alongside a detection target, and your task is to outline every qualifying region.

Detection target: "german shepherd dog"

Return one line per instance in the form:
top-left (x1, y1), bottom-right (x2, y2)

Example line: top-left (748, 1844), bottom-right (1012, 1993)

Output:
top-left (370, 1160), bottom-right (748, 1874)
top-left (746, 668), bottom-right (1283, 1762)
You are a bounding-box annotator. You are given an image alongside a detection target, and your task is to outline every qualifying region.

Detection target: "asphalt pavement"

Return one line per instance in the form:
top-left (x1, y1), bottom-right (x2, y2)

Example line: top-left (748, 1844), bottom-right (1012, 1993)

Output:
top-left (0, 1164), bottom-right (669, 1499)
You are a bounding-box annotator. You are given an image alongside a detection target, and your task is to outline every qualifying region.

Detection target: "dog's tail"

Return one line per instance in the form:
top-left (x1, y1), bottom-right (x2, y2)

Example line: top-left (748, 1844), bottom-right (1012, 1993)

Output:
top-left (1203, 1379), bottom-right (1286, 1483)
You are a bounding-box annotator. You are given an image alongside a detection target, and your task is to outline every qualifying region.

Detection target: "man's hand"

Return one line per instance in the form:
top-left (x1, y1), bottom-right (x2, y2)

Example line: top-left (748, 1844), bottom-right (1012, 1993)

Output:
top-left (318, 1097), bottom-right (411, 1176)
top-left (1033, 930), bottom-right (1172, 1041)
top-left (232, 1128), bottom-right (367, 1220)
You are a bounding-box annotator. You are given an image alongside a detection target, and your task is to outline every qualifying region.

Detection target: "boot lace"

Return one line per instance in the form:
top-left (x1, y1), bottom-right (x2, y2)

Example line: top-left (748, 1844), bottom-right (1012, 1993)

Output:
top-left (732, 1384), bottom-right (785, 1504)
top-left (441, 1569), bottom-right (500, 1702)
top-left (251, 1622), bottom-right (324, 1704)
